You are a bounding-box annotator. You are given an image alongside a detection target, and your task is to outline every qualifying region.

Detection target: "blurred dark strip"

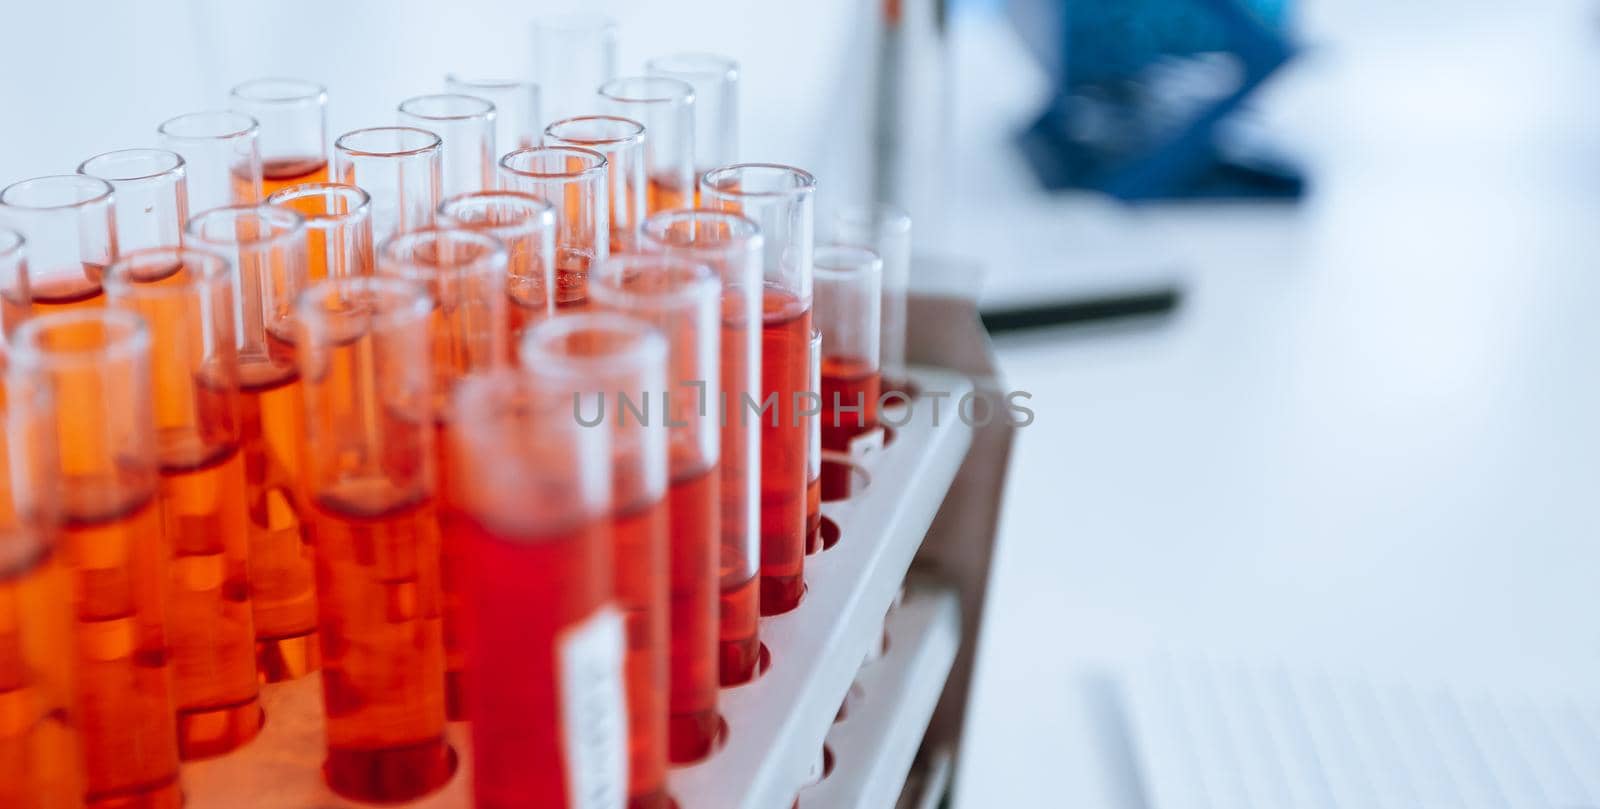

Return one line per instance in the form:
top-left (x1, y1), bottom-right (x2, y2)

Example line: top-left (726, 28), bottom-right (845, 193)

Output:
top-left (980, 286), bottom-right (1181, 333)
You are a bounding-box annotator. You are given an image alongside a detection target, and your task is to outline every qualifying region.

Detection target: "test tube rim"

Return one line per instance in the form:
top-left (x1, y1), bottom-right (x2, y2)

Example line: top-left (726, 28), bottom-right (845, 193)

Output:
top-left (590, 253), bottom-right (720, 312)
top-left (7, 306), bottom-right (150, 372)
top-left (544, 114), bottom-right (645, 148)
top-left (157, 109), bottom-right (260, 142)
top-left (498, 145), bottom-right (607, 180)
top-left (103, 245), bottom-right (232, 300)
top-left (0, 174), bottom-right (115, 210)
top-left (76, 148), bottom-right (187, 184)
top-left (813, 243), bottom-right (884, 280)
top-left (266, 182), bottom-right (372, 227)
top-left (334, 126), bottom-right (443, 159)
top-left (0, 228), bottom-right (21, 258)
top-left (598, 75), bottom-right (696, 106)
top-left (444, 74), bottom-right (535, 92)
top-left (295, 275), bottom-right (434, 334)
top-left (437, 189), bottom-right (556, 230)
top-left (376, 226), bottom-right (510, 282)
top-left (700, 163), bottom-right (816, 201)
top-left (186, 203), bottom-right (306, 249)
top-left (640, 208), bottom-right (762, 249)
top-left (518, 310), bottom-right (669, 383)
top-left (229, 77), bottom-right (328, 106)
top-left (645, 52), bottom-right (740, 80)
top-left (831, 202), bottom-right (912, 237)
top-left (398, 92), bottom-right (497, 122)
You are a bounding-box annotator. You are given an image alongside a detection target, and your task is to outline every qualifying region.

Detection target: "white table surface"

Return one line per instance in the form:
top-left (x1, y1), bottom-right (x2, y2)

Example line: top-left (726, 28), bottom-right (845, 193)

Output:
top-left (949, 0), bottom-right (1600, 805)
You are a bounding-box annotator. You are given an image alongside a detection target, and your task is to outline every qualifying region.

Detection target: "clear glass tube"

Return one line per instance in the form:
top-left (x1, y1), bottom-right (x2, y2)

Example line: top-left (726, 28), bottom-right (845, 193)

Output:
top-left (532, 12), bottom-right (618, 129)
top-left (806, 327), bottom-right (821, 554)
top-left (520, 312), bottom-right (669, 809)
top-left (598, 77), bottom-right (695, 213)
top-left (590, 254), bottom-right (722, 764)
top-left (830, 204), bottom-right (910, 391)
top-left (157, 110), bottom-right (263, 214)
top-left (7, 308), bottom-right (179, 807)
top-left (497, 146), bottom-right (608, 308)
top-left (185, 205), bottom-right (317, 682)
top-left (104, 246), bottom-right (263, 758)
top-left (638, 208), bottom-right (762, 685)
top-left (294, 276), bottom-right (451, 802)
top-left (0, 361), bottom-right (82, 809)
top-left (545, 115), bottom-right (646, 253)
top-left (230, 78), bottom-right (330, 196)
top-left (398, 94), bottom-right (497, 199)
top-left (0, 229), bottom-right (27, 335)
top-left (77, 148), bottom-right (189, 256)
top-left (268, 182), bottom-right (375, 281)
top-left (814, 245), bottom-right (882, 500)
top-left (436, 190), bottom-right (556, 341)
top-left (333, 126), bottom-right (442, 245)
top-left (700, 164), bottom-right (815, 615)
top-left (447, 369), bottom-right (619, 809)
top-left (645, 53), bottom-right (739, 175)
top-left (445, 75), bottom-right (542, 152)
top-left (0, 175), bottom-right (116, 310)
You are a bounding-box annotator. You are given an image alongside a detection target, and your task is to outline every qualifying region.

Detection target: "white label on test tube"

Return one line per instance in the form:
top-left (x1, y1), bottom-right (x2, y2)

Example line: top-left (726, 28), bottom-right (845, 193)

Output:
top-left (558, 606), bottom-right (628, 809)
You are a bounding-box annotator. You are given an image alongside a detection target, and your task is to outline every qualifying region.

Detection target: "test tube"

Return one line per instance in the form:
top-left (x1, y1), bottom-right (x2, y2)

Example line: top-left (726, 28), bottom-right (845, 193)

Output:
top-left (230, 79), bottom-right (330, 196)
top-left (0, 175), bottom-right (116, 311)
top-left (447, 370), bottom-right (621, 809)
top-left (645, 53), bottom-right (739, 178)
top-left (498, 146), bottom-right (608, 308)
top-left (599, 77), bottom-right (695, 213)
top-left (267, 182), bottom-right (375, 281)
top-left (701, 164), bottom-right (816, 615)
top-left (436, 190), bottom-right (557, 341)
top-left (77, 148), bottom-right (188, 255)
top-left (532, 12), bottom-right (618, 128)
top-left (376, 227), bottom-right (507, 720)
top-left (398, 94), bottom-right (497, 199)
top-left (295, 276), bottom-right (451, 802)
top-left (333, 126), bottom-right (442, 245)
top-left (8, 309), bottom-right (179, 808)
top-left (805, 328), bottom-right (822, 553)
top-left (521, 313), bottom-right (670, 809)
top-left (640, 209), bottom-right (762, 685)
top-left (830, 204), bottom-right (911, 392)
top-left (0, 364), bottom-right (83, 809)
top-left (185, 205), bottom-right (316, 682)
top-left (445, 75), bottom-right (543, 152)
top-left (104, 246), bottom-right (263, 758)
top-left (814, 245), bottom-right (883, 500)
top-left (591, 255), bottom-right (722, 763)
top-left (545, 116), bottom-right (646, 253)
top-left (157, 110), bottom-right (263, 214)
top-left (0, 229), bottom-right (27, 335)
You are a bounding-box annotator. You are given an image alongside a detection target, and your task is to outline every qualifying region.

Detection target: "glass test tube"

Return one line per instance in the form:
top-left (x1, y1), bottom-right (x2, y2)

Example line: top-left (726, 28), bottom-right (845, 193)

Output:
top-left (545, 116), bottom-right (646, 254)
top-left (645, 54), bottom-right (739, 178)
top-left (532, 12), bottom-right (617, 128)
top-left (830, 204), bottom-right (910, 392)
top-left (0, 364), bottom-right (83, 809)
top-left (445, 75), bottom-right (542, 152)
top-left (268, 182), bottom-right (375, 281)
top-left (814, 245), bottom-right (882, 500)
top-left (105, 247), bottom-right (262, 759)
top-left (0, 175), bottom-right (116, 311)
top-left (376, 227), bottom-right (507, 721)
top-left (185, 206), bottom-right (317, 682)
top-left (498, 146), bottom-right (608, 308)
top-left (805, 328), bottom-right (821, 553)
top-left (590, 255), bottom-right (722, 764)
top-left (8, 309), bottom-right (179, 808)
top-left (0, 229), bottom-right (27, 335)
top-left (398, 94), bottom-right (497, 199)
top-left (230, 79), bottom-right (330, 196)
top-left (295, 277), bottom-right (451, 802)
top-left (333, 127), bottom-right (442, 245)
top-left (436, 190), bottom-right (556, 342)
top-left (599, 77), bottom-right (695, 214)
top-left (448, 370), bottom-right (621, 809)
top-left (157, 111), bottom-right (263, 214)
top-left (701, 164), bottom-right (816, 615)
top-left (521, 314), bottom-right (670, 809)
top-left (640, 209), bottom-right (763, 685)
top-left (77, 149), bottom-right (188, 256)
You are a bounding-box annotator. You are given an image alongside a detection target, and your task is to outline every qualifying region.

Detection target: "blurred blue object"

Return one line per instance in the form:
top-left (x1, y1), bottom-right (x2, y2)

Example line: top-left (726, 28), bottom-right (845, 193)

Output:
top-left (1006, 0), bottom-right (1303, 200)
